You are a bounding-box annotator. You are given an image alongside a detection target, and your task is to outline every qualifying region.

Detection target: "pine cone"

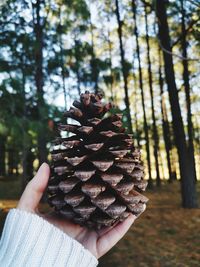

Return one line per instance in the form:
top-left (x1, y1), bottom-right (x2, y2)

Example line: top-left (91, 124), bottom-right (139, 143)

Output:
top-left (48, 91), bottom-right (148, 229)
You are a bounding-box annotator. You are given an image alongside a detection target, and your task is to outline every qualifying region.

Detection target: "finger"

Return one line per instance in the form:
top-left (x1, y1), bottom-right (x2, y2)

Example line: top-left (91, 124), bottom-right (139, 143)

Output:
top-left (97, 214), bottom-right (136, 257)
top-left (97, 204), bottom-right (146, 258)
top-left (17, 163), bottom-right (50, 212)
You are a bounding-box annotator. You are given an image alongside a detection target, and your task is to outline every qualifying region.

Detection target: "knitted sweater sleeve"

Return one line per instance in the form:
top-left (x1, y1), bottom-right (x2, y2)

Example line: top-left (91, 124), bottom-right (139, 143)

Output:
top-left (0, 209), bottom-right (98, 267)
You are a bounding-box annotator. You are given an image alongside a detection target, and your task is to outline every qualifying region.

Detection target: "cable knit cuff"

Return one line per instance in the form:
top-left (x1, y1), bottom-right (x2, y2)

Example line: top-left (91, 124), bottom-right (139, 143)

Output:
top-left (0, 209), bottom-right (98, 267)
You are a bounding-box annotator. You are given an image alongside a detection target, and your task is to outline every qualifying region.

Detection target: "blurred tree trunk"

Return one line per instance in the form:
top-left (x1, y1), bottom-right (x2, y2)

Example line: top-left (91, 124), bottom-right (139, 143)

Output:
top-left (89, 12), bottom-right (98, 93)
top-left (144, 1), bottom-right (161, 186)
top-left (131, 0), bottom-right (152, 185)
top-left (16, 164), bottom-right (19, 176)
top-left (0, 136), bottom-right (6, 176)
top-left (158, 49), bottom-right (174, 182)
top-left (20, 38), bottom-right (33, 189)
top-left (33, 0), bottom-right (47, 165)
top-left (115, 0), bottom-right (133, 134)
top-left (107, 18), bottom-right (114, 102)
top-left (22, 148), bottom-right (28, 190)
top-left (8, 148), bottom-right (14, 175)
top-left (133, 72), bottom-right (140, 147)
top-left (58, 6), bottom-right (67, 110)
top-left (22, 148), bottom-right (35, 189)
top-left (158, 149), bottom-right (165, 180)
top-left (180, 0), bottom-right (197, 182)
top-left (194, 116), bottom-right (200, 155)
top-left (74, 39), bottom-right (81, 96)
top-left (156, 0), bottom-right (198, 207)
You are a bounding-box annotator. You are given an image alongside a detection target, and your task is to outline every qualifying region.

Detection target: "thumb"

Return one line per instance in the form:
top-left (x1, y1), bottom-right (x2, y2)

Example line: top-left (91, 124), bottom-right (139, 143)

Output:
top-left (17, 163), bottom-right (50, 212)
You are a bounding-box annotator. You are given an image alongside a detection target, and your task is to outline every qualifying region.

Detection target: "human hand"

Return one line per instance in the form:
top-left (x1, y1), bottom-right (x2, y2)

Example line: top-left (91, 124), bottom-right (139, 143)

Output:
top-left (17, 163), bottom-right (146, 259)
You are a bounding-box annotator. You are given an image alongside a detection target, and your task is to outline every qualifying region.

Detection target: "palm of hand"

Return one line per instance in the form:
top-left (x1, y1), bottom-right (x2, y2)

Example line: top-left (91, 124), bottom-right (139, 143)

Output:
top-left (44, 211), bottom-right (136, 258)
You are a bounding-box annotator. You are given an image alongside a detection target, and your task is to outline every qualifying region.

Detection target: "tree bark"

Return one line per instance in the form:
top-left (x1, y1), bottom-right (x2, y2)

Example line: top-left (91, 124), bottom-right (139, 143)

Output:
top-left (194, 116), bottom-right (200, 155)
top-left (156, 0), bottom-right (198, 207)
top-left (107, 18), bottom-right (114, 102)
top-left (180, 0), bottom-right (197, 182)
top-left (158, 49), bottom-right (174, 182)
top-left (59, 6), bottom-right (67, 110)
top-left (115, 0), bottom-right (133, 134)
top-left (131, 0), bottom-right (152, 185)
top-left (33, 0), bottom-right (47, 165)
top-left (20, 39), bottom-right (31, 190)
top-left (74, 39), bottom-right (81, 96)
top-left (8, 148), bottom-right (14, 175)
top-left (133, 72), bottom-right (140, 147)
top-left (158, 148), bottom-right (165, 181)
top-left (144, 1), bottom-right (161, 186)
top-left (21, 148), bottom-right (34, 191)
top-left (0, 136), bottom-right (6, 176)
top-left (89, 12), bottom-right (98, 94)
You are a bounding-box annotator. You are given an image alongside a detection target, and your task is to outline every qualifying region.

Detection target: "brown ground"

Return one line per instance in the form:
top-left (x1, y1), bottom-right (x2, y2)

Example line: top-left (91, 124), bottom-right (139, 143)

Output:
top-left (0, 177), bottom-right (200, 267)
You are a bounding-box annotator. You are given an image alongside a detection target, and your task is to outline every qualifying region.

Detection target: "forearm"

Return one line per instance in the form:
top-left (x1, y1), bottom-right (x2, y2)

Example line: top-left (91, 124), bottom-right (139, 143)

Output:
top-left (0, 209), bottom-right (98, 267)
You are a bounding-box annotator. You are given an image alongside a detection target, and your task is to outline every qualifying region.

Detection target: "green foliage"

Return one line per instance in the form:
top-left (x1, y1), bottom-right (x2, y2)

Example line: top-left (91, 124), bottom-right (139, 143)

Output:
top-left (0, 0), bottom-right (199, 183)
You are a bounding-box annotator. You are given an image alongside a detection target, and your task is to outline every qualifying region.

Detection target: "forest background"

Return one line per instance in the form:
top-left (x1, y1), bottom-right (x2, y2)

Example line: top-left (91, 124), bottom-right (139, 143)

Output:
top-left (0, 0), bottom-right (200, 266)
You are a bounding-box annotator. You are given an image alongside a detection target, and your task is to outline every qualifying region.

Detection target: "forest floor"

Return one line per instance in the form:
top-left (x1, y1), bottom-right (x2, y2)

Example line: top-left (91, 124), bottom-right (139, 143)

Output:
top-left (0, 177), bottom-right (200, 267)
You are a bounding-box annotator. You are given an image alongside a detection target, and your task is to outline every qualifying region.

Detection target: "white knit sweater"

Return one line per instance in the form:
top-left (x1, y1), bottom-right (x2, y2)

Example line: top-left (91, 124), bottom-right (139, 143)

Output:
top-left (0, 209), bottom-right (98, 267)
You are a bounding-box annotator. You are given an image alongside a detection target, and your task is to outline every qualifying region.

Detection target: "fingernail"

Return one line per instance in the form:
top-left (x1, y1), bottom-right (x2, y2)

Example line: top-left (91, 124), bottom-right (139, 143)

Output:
top-left (40, 162), bottom-right (49, 169)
